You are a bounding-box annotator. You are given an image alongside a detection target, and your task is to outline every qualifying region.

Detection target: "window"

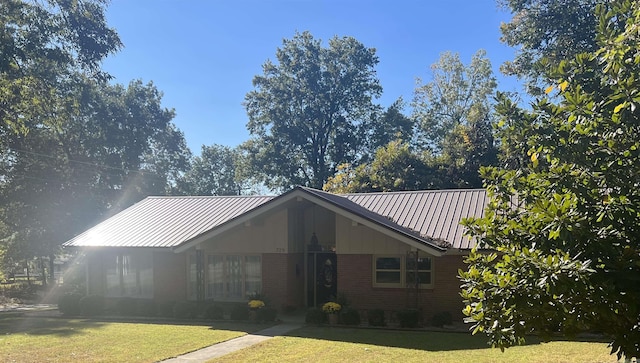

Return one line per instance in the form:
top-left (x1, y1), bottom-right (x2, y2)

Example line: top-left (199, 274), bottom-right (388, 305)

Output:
top-left (105, 253), bottom-right (153, 298)
top-left (373, 255), bottom-right (433, 288)
top-left (205, 255), bottom-right (262, 301)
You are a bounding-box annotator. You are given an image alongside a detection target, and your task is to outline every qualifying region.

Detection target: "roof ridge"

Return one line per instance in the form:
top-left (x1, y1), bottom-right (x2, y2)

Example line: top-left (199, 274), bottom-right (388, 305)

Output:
top-left (146, 195), bottom-right (275, 199)
top-left (341, 188), bottom-right (486, 196)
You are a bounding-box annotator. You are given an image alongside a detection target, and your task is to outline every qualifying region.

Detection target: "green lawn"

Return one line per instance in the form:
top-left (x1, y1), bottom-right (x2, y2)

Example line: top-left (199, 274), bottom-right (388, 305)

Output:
top-left (212, 326), bottom-right (618, 363)
top-left (0, 313), bottom-right (268, 363)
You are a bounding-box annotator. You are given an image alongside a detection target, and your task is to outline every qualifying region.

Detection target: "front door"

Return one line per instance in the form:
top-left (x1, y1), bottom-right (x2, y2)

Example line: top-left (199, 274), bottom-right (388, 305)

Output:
top-left (307, 252), bottom-right (337, 307)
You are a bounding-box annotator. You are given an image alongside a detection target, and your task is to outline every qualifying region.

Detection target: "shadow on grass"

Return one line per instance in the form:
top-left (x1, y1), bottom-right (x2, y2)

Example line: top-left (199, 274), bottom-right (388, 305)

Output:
top-left (284, 326), bottom-right (610, 352)
top-left (0, 312), bottom-right (270, 337)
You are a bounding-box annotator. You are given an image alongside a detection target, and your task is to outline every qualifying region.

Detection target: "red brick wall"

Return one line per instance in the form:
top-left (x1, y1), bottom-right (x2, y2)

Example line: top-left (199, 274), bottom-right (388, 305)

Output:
top-left (337, 254), bottom-right (467, 322)
top-left (153, 251), bottom-right (186, 302)
top-left (262, 253), bottom-right (305, 310)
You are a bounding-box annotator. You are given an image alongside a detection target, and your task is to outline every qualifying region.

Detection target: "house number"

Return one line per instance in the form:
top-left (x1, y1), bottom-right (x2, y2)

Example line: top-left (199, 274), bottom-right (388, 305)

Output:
top-left (276, 248), bottom-right (285, 253)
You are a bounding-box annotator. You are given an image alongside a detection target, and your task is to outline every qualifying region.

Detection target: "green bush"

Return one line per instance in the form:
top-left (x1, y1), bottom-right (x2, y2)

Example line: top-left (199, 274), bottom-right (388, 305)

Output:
top-left (230, 303), bottom-right (249, 320)
top-left (158, 300), bottom-right (175, 318)
top-left (396, 308), bottom-right (421, 328)
top-left (341, 307), bottom-right (361, 325)
top-left (305, 307), bottom-right (326, 324)
top-left (116, 297), bottom-right (137, 316)
top-left (136, 299), bottom-right (157, 317)
top-left (203, 303), bottom-right (224, 320)
top-left (173, 301), bottom-right (197, 319)
top-left (256, 307), bottom-right (277, 322)
top-left (367, 309), bottom-right (386, 326)
top-left (431, 311), bottom-right (452, 327)
top-left (79, 295), bottom-right (104, 316)
top-left (58, 293), bottom-right (82, 316)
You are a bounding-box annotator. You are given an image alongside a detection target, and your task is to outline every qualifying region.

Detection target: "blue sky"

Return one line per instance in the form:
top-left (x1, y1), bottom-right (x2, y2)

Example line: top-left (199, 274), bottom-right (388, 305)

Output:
top-left (102, 0), bottom-right (521, 153)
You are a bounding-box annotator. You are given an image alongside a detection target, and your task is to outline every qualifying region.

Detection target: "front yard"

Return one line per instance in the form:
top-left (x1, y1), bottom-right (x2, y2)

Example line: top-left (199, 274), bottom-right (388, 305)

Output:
top-left (213, 326), bottom-right (617, 363)
top-left (0, 313), bottom-right (265, 362)
top-left (0, 313), bottom-right (618, 363)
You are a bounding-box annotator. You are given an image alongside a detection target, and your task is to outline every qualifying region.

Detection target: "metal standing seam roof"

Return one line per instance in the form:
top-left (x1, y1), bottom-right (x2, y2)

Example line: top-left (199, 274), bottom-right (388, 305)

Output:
top-left (62, 195), bottom-right (274, 248)
top-left (62, 188), bottom-right (488, 250)
top-left (343, 189), bottom-right (488, 249)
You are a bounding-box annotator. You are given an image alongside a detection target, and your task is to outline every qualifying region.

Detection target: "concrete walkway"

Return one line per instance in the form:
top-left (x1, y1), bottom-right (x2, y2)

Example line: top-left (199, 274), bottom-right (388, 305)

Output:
top-left (161, 322), bottom-right (303, 363)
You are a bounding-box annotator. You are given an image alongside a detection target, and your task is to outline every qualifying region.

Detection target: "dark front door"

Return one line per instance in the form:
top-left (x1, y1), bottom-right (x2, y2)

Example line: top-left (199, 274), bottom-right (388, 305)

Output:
top-left (307, 252), bottom-right (337, 307)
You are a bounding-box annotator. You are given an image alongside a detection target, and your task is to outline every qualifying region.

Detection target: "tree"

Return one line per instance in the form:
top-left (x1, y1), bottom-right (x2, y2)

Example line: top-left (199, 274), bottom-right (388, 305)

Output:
top-left (176, 144), bottom-right (247, 196)
top-left (498, 0), bottom-right (599, 93)
top-left (1, 0), bottom-right (121, 135)
top-left (323, 140), bottom-right (439, 193)
top-left (0, 78), bottom-right (190, 280)
top-left (412, 50), bottom-right (497, 154)
top-left (460, 1), bottom-right (640, 359)
top-left (363, 97), bottom-right (415, 160)
top-left (412, 50), bottom-right (498, 188)
top-left (244, 31), bottom-right (382, 191)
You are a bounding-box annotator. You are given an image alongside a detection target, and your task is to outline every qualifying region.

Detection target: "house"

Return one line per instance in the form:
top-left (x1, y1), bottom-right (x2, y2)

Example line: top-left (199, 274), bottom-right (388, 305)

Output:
top-left (62, 186), bottom-right (487, 321)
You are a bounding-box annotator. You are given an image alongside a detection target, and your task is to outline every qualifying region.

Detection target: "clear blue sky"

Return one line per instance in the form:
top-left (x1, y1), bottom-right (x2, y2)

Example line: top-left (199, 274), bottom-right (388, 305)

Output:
top-left (102, 0), bottom-right (521, 153)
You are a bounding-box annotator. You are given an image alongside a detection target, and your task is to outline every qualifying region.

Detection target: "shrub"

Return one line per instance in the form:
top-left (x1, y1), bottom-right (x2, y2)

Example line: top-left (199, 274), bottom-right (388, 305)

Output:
top-left (58, 293), bottom-right (82, 316)
top-left (256, 307), bottom-right (277, 322)
top-left (305, 307), bottom-right (326, 324)
top-left (158, 301), bottom-right (176, 318)
top-left (173, 301), bottom-right (197, 319)
top-left (116, 297), bottom-right (138, 316)
top-left (367, 309), bottom-right (386, 327)
top-left (230, 303), bottom-right (249, 320)
top-left (136, 299), bottom-right (157, 317)
top-left (431, 311), bottom-right (452, 327)
top-left (396, 308), bottom-right (421, 328)
top-left (203, 303), bottom-right (224, 320)
top-left (341, 307), bottom-right (361, 326)
top-left (79, 295), bottom-right (104, 316)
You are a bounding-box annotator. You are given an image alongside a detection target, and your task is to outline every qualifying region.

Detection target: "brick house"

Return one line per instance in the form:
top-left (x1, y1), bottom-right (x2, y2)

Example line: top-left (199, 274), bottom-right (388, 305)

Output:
top-left (63, 186), bottom-right (487, 321)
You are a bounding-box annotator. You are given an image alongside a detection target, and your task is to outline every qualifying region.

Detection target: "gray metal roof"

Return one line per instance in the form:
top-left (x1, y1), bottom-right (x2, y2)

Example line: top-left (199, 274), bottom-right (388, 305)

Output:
top-left (63, 188), bottom-right (487, 250)
top-left (62, 196), bottom-right (274, 248)
top-left (343, 189), bottom-right (487, 249)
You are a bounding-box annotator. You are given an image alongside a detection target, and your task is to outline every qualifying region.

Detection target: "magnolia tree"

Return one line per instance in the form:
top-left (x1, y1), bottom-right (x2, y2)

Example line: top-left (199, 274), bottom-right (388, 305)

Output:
top-left (460, 0), bottom-right (640, 360)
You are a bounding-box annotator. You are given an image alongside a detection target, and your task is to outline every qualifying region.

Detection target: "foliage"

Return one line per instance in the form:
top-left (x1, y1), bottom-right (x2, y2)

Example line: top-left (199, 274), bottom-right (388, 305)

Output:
top-left (367, 309), bottom-right (386, 327)
top-left (0, 0), bottom-right (121, 135)
top-left (136, 299), bottom-right (157, 317)
top-left (230, 303), bottom-right (249, 320)
top-left (412, 50), bottom-right (497, 155)
top-left (321, 302), bottom-right (341, 314)
top-left (116, 297), bottom-right (138, 316)
top-left (340, 307), bottom-right (361, 326)
top-left (396, 308), bottom-right (422, 328)
top-left (499, 0), bottom-right (599, 93)
top-left (304, 308), bottom-right (326, 325)
top-left (203, 303), bottom-right (224, 320)
top-left (430, 311), bottom-right (452, 328)
top-left (79, 295), bottom-right (104, 316)
top-left (57, 293), bottom-right (82, 316)
top-left (362, 97), bottom-right (416, 159)
top-left (256, 307), bottom-right (278, 323)
top-left (173, 301), bottom-right (197, 319)
top-left (460, 1), bottom-right (640, 359)
top-left (243, 31), bottom-right (382, 190)
top-left (175, 144), bottom-right (248, 196)
top-left (248, 299), bottom-right (265, 310)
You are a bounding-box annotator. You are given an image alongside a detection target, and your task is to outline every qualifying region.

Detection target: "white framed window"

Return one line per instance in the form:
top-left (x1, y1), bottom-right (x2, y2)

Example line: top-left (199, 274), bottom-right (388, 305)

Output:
top-left (373, 255), bottom-right (433, 288)
top-left (204, 254), bottom-right (262, 301)
top-left (105, 252), bottom-right (154, 298)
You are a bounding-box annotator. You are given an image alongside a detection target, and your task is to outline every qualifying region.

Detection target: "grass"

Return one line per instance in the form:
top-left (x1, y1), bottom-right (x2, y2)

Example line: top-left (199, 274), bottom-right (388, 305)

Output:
top-left (211, 326), bottom-right (618, 363)
top-left (0, 313), bottom-right (269, 363)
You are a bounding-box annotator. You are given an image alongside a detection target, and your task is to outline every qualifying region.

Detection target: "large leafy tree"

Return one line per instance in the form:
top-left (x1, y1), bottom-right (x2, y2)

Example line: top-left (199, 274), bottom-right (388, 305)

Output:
top-left (176, 144), bottom-right (249, 196)
top-left (460, 1), bottom-right (640, 359)
top-left (412, 50), bottom-right (498, 188)
top-left (244, 31), bottom-right (382, 190)
top-left (498, 0), bottom-right (599, 93)
top-left (1, 79), bottom-right (190, 279)
top-left (1, 0), bottom-right (121, 135)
